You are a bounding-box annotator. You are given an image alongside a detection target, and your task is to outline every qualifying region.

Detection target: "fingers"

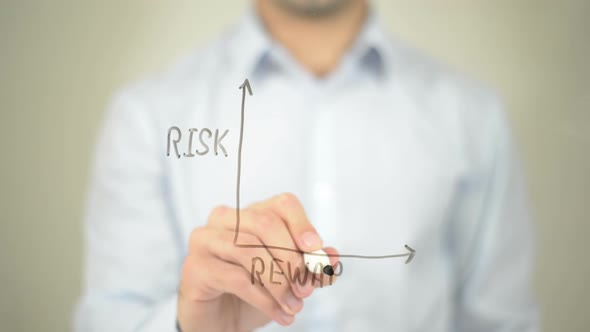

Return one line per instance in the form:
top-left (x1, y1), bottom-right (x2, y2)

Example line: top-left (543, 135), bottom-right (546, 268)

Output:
top-left (195, 228), bottom-right (305, 317)
top-left (184, 194), bottom-right (337, 331)
top-left (214, 262), bottom-right (295, 326)
top-left (181, 250), bottom-right (294, 326)
top-left (209, 206), bottom-right (312, 297)
top-left (203, 195), bottom-right (339, 309)
top-left (252, 193), bottom-right (323, 252)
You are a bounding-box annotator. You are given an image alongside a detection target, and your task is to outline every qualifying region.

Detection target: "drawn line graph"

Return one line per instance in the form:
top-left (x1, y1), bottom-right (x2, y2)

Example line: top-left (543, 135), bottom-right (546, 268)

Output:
top-left (233, 79), bottom-right (415, 263)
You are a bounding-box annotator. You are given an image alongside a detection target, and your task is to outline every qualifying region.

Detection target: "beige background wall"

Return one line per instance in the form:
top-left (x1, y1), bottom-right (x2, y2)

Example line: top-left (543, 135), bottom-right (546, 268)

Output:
top-left (1, 1), bottom-right (588, 331)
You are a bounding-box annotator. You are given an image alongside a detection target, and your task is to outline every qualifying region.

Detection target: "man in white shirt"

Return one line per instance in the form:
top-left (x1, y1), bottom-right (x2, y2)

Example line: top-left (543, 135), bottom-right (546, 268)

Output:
top-left (75, 0), bottom-right (539, 331)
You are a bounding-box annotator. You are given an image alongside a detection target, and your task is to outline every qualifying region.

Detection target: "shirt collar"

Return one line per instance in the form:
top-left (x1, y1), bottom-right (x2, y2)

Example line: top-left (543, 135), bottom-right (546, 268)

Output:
top-left (346, 9), bottom-right (391, 78)
top-left (226, 6), bottom-right (392, 79)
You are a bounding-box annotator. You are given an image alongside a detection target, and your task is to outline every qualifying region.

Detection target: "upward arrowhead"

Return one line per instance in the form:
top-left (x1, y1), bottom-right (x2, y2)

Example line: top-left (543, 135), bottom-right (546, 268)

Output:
top-left (239, 78), bottom-right (253, 96)
top-left (404, 245), bottom-right (415, 264)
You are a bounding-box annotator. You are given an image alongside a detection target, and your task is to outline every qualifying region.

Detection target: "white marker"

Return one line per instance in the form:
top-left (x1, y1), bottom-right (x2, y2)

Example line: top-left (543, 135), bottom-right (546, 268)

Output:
top-left (303, 249), bottom-right (334, 275)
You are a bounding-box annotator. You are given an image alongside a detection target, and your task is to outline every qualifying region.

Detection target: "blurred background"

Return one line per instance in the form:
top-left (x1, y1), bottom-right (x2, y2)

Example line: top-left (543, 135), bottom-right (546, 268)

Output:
top-left (1, 0), bottom-right (588, 331)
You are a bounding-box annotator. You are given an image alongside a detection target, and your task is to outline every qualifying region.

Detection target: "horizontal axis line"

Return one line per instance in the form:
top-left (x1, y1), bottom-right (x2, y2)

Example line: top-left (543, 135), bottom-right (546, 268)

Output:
top-left (234, 243), bottom-right (411, 259)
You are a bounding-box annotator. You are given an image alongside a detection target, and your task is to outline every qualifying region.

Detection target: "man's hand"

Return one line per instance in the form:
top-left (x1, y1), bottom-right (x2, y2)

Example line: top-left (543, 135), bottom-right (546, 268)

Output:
top-left (177, 193), bottom-right (339, 332)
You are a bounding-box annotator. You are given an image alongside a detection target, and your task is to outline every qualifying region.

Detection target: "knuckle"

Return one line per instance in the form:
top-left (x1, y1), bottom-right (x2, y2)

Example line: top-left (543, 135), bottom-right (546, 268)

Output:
top-left (219, 229), bottom-right (234, 243)
top-left (188, 227), bottom-right (217, 251)
top-left (240, 208), bottom-right (256, 221)
top-left (278, 192), bottom-right (299, 206)
top-left (189, 227), bottom-right (205, 245)
top-left (240, 231), bottom-right (262, 246)
top-left (255, 211), bottom-right (276, 231)
top-left (256, 215), bottom-right (288, 247)
top-left (180, 256), bottom-right (195, 277)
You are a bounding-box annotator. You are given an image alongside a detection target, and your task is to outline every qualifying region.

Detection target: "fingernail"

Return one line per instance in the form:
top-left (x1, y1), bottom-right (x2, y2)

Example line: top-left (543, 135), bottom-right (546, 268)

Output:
top-left (279, 310), bottom-right (294, 325)
top-left (301, 232), bottom-right (322, 250)
top-left (285, 293), bottom-right (302, 313)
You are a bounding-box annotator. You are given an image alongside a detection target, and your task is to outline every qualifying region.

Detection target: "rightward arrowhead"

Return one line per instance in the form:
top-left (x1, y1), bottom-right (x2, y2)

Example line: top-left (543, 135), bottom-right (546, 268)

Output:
top-left (404, 245), bottom-right (415, 264)
top-left (239, 78), bottom-right (253, 96)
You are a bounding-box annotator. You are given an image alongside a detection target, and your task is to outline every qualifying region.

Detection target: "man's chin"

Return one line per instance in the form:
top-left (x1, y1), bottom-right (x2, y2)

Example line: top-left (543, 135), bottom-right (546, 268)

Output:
top-left (272, 0), bottom-right (354, 18)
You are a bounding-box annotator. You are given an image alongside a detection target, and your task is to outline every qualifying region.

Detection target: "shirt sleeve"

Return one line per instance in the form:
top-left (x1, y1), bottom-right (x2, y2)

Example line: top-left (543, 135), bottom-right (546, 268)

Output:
top-left (74, 90), bottom-right (182, 332)
top-left (451, 97), bottom-right (540, 332)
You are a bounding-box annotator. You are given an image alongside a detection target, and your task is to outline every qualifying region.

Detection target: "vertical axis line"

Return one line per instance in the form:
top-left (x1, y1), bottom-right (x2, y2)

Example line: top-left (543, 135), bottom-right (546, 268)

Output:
top-left (234, 81), bottom-right (247, 244)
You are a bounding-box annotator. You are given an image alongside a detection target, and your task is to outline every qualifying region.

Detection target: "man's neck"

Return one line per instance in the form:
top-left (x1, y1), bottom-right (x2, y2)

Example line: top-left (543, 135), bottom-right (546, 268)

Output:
top-left (256, 0), bottom-right (368, 77)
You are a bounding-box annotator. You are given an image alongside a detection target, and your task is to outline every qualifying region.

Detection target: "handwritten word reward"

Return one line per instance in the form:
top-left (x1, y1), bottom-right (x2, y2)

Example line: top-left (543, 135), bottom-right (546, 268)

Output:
top-left (250, 256), bottom-right (343, 288)
top-left (167, 126), bottom-right (229, 158)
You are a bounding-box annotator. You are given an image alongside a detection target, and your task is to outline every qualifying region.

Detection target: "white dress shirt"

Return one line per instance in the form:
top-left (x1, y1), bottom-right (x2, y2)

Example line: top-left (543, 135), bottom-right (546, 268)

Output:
top-left (75, 7), bottom-right (539, 332)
